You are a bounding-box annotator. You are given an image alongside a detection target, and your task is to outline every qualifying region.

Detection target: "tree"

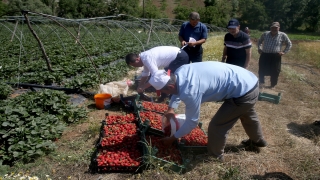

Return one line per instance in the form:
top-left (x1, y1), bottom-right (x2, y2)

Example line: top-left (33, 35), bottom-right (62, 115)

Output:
top-left (77, 0), bottom-right (108, 18)
top-left (6, 0), bottom-right (52, 16)
top-left (109, 0), bottom-right (140, 17)
top-left (204, 0), bottom-right (216, 7)
top-left (303, 0), bottom-right (320, 32)
top-left (58, 0), bottom-right (80, 18)
top-left (173, 5), bottom-right (194, 21)
top-left (40, 0), bottom-right (59, 16)
top-left (238, 0), bottom-right (269, 30)
top-left (285, 0), bottom-right (309, 31)
top-left (0, 1), bottom-right (8, 16)
top-left (58, 0), bottom-right (108, 18)
top-left (144, 5), bottom-right (162, 19)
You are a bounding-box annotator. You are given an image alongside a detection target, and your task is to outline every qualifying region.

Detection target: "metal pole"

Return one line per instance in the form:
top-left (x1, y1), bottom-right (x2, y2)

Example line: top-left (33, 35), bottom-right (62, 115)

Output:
top-left (143, 0), bottom-right (145, 18)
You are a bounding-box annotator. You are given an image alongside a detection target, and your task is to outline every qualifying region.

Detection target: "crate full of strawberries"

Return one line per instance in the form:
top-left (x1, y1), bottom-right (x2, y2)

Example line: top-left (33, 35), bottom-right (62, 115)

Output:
top-left (141, 134), bottom-right (187, 173)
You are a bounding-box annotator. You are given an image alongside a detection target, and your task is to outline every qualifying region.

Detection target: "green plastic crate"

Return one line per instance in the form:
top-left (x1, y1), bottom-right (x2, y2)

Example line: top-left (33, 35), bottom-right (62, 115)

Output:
top-left (258, 92), bottom-right (282, 104)
top-left (141, 133), bottom-right (188, 173)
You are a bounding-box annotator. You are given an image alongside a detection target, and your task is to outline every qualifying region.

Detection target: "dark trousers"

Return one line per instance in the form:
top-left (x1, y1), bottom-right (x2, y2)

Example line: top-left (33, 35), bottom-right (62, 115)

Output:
top-left (258, 53), bottom-right (281, 87)
top-left (164, 49), bottom-right (189, 73)
top-left (226, 58), bottom-right (246, 68)
top-left (183, 46), bottom-right (203, 63)
top-left (161, 49), bottom-right (189, 99)
top-left (207, 84), bottom-right (264, 157)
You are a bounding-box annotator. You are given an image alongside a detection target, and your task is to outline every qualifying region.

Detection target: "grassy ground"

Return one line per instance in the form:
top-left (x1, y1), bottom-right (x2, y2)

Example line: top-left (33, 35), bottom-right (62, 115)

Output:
top-left (1, 33), bottom-right (320, 180)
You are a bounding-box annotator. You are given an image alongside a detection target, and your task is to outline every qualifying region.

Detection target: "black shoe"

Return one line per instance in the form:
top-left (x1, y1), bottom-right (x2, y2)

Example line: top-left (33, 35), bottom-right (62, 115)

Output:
top-left (314, 120), bottom-right (320, 126)
top-left (241, 139), bottom-right (267, 147)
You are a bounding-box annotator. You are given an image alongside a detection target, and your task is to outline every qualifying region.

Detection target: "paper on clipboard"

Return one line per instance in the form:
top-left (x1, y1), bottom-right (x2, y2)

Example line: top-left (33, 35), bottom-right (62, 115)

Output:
top-left (181, 37), bottom-right (196, 49)
top-left (189, 37), bottom-right (196, 47)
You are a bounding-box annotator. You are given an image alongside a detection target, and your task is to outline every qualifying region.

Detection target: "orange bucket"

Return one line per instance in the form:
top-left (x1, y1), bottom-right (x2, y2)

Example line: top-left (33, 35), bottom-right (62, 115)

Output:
top-left (94, 93), bottom-right (112, 109)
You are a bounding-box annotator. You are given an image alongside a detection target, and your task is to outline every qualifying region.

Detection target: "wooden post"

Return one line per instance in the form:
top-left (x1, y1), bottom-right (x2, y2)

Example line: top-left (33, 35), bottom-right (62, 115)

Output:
top-left (23, 13), bottom-right (53, 72)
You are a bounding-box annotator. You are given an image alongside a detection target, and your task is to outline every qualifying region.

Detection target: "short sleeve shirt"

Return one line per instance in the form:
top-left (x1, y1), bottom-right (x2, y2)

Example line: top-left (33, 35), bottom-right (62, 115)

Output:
top-left (224, 31), bottom-right (252, 60)
top-left (179, 21), bottom-right (208, 48)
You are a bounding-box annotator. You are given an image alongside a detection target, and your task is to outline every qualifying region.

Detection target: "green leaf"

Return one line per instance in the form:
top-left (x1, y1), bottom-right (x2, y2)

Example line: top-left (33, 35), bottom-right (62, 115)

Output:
top-left (27, 150), bottom-right (34, 154)
top-left (2, 133), bottom-right (9, 138)
top-left (13, 151), bottom-right (20, 157)
top-left (36, 144), bottom-right (42, 148)
top-left (2, 121), bottom-right (9, 126)
top-left (18, 141), bottom-right (25, 145)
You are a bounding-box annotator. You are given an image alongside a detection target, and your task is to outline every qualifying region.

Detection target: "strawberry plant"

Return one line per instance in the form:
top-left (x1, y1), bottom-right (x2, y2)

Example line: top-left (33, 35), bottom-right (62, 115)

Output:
top-left (0, 81), bottom-right (13, 100)
top-left (0, 89), bottom-right (88, 165)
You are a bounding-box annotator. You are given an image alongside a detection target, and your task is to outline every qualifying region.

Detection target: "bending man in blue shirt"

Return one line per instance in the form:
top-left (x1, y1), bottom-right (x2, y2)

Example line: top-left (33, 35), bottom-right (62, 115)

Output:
top-left (149, 61), bottom-right (267, 161)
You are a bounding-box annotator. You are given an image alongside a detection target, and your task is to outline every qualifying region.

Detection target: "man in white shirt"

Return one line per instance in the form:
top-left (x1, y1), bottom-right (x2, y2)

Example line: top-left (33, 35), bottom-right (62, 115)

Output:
top-left (125, 46), bottom-right (189, 100)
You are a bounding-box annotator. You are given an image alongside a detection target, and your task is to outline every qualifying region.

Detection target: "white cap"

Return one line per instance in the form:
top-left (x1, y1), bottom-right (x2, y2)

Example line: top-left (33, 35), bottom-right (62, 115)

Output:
top-left (149, 70), bottom-right (170, 90)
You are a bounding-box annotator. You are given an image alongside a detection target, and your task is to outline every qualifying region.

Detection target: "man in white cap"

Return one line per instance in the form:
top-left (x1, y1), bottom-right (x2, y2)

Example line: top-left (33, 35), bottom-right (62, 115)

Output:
top-left (125, 46), bottom-right (189, 102)
top-left (149, 61), bottom-right (267, 162)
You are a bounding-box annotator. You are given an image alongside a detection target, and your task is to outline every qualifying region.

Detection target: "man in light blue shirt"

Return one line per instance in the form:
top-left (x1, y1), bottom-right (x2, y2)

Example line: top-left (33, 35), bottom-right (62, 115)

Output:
top-left (149, 61), bottom-right (267, 161)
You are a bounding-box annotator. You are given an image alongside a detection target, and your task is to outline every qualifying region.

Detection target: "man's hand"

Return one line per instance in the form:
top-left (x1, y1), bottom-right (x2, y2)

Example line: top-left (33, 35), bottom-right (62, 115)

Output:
top-left (160, 135), bottom-right (177, 147)
top-left (188, 42), bottom-right (196, 47)
top-left (221, 56), bottom-right (227, 62)
top-left (137, 86), bottom-right (144, 93)
top-left (278, 52), bottom-right (285, 56)
top-left (164, 108), bottom-right (175, 121)
top-left (181, 41), bottom-right (187, 47)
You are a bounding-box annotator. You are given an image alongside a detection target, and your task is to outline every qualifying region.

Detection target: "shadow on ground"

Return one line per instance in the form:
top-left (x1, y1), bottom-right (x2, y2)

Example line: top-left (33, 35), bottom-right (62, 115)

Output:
top-left (287, 122), bottom-right (320, 140)
top-left (251, 172), bottom-right (294, 180)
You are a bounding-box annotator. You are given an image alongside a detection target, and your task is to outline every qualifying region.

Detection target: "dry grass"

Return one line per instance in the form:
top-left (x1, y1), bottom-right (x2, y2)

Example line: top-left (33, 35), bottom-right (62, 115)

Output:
top-left (3, 35), bottom-right (320, 180)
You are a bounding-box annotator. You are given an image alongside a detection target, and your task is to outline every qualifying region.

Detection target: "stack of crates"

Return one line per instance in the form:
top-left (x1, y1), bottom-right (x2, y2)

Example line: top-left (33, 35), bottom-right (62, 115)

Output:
top-left (91, 95), bottom-right (209, 174)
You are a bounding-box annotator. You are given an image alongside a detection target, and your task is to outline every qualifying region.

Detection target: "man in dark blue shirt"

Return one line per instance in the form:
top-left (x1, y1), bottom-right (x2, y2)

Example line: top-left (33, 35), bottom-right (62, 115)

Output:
top-left (222, 19), bottom-right (252, 68)
top-left (178, 12), bottom-right (208, 63)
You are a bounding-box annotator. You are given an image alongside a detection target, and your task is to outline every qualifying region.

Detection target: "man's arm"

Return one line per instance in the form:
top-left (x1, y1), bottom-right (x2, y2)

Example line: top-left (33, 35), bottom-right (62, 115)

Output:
top-left (222, 46), bottom-right (227, 62)
top-left (137, 76), bottom-right (149, 93)
top-left (282, 33), bottom-right (292, 54)
top-left (244, 47), bottom-right (252, 68)
top-left (188, 38), bottom-right (206, 47)
top-left (179, 35), bottom-right (187, 47)
top-left (257, 33), bottom-right (265, 54)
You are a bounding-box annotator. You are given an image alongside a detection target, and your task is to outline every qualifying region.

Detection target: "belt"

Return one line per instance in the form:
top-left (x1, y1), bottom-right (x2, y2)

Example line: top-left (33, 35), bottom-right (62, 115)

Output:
top-left (235, 82), bottom-right (258, 99)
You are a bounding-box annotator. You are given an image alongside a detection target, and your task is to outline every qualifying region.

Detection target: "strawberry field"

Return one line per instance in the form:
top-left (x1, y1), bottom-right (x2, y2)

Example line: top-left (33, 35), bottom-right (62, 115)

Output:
top-left (0, 12), bottom-right (220, 174)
